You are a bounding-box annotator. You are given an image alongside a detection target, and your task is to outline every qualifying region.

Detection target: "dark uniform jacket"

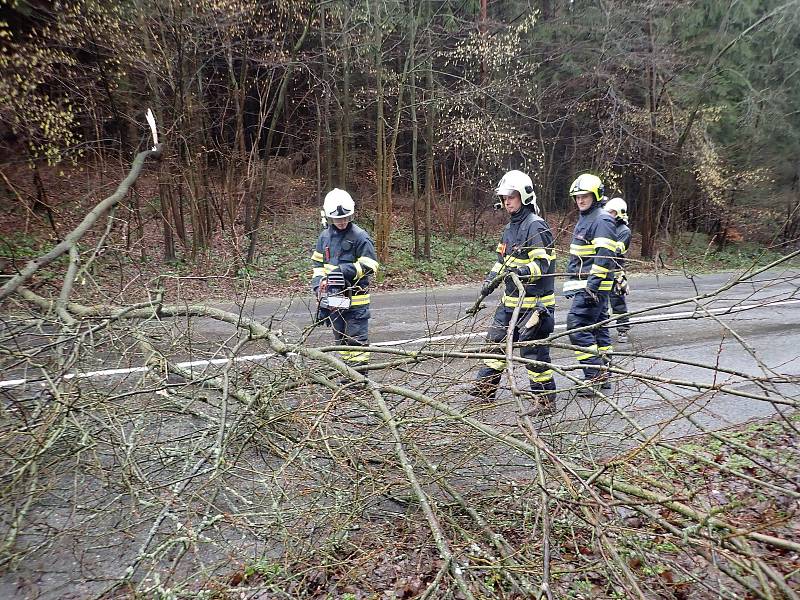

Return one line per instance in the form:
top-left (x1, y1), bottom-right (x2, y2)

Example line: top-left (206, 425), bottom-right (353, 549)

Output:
top-left (565, 203), bottom-right (618, 293)
top-left (311, 223), bottom-right (379, 307)
top-left (613, 220), bottom-right (631, 272)
top-left (484, 205), bottom-right (556, 309)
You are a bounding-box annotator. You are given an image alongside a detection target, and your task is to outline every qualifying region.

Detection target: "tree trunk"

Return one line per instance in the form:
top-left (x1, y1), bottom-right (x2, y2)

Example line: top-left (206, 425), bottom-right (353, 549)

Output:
top-left (245, 18), bottom-right (311, 265)
top-left (337, 38), bottom-right (351, 189)
top-left (382, 2), bottom-right (418, 262)
top-left (134, 0), bottom-right (173, 262)
top-left (423, 28), bottom-right (435, 260)
top-left (640, 175), bottom-right (655, 259)
top-left (373, 0), bottom-right (389, 263)
top-left (640, 15), bottom-right (658, 259)
top-left (410, 55), bottom-right (420, 258)
top-left (320, 4), bottom-right (332, 191)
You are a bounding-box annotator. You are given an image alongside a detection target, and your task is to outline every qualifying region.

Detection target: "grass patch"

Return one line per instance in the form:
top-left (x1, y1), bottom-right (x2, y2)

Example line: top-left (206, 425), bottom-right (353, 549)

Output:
top-left (251, 219), bottom-right (497, 291)
top-left (380, 225), bottom-right (496, 287)
top-left (0, 231), bottom-right (47, 259)
top-left (667, 231), bottom-right (799, 272)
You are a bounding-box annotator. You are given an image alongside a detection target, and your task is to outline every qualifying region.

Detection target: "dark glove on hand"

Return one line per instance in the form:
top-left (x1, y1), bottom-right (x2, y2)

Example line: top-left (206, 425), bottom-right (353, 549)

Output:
top-left (584, 288), bottom-right (600, 305)
top-left (615, 274), bottom-right (629, 295)
top-left (481, 282), bottom-right (495, 298)
top-left (512, 265), bottom-right (530, 278)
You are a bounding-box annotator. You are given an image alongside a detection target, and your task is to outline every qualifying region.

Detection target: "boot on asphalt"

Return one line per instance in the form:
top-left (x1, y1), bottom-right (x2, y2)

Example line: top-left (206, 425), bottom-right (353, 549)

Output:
top-left (521, 391), bottom-right (557, 417)
top-left (468, 377), bottom-right (500, 403)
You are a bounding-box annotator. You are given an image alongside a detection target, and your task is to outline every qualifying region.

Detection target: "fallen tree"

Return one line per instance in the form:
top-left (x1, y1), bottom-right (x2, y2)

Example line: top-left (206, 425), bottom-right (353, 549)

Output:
top-left (0, 157), bottom-right (799, 598)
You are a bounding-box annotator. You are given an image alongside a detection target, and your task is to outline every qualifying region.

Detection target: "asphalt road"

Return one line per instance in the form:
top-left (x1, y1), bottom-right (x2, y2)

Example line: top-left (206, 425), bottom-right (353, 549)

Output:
top-left (210, 268), bottom-right (800, 344)
top-left (3, 269), bottom-right (798, 443)
top-left (203, 268), bottom-right (800, 444)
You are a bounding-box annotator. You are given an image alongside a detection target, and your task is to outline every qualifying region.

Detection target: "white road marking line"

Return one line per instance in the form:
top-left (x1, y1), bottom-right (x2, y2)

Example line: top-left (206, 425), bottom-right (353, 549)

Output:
top-left (3, 298), bottom-right (799, 389)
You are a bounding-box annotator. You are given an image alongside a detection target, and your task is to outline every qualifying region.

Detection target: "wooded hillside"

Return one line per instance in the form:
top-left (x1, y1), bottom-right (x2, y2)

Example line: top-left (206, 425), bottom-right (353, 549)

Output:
top-left (1, 0), bottom-right (799, 267)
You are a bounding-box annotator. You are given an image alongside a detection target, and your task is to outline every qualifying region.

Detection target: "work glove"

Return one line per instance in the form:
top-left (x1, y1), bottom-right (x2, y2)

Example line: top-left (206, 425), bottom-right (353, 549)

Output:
top-left (584, 287), bottom-right (600, 305)
top-left (510, 265), bottom-right (530, 278)
top-left (480, 280), bottom-right (497, 298)
top-left (613, 273), bottom-right (629, 296)
top-left (523, 302), bottom-right (548, 330)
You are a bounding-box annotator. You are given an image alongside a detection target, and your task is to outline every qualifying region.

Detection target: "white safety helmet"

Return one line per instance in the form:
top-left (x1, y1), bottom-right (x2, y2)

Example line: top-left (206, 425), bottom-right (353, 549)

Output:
top-left (604, 196), bottom-right (629, 223)
top-left (322, 188), bottom-right (355, 221)
top-left (495, 170), bottom-right (540, 214)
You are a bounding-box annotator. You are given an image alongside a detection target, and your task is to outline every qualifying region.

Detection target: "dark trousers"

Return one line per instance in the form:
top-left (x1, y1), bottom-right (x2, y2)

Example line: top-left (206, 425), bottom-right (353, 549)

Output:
top-left (320, 307), bottom-right (370, 366)
top-left (476, 305), bottom-right (556, 393)
top-left (610, 291), bottom-right (630, 332)
top-left (566, 290), bottom-right (612, 380)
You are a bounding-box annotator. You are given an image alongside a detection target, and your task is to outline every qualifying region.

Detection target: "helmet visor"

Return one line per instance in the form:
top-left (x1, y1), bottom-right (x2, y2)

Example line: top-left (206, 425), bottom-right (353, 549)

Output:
top-left (327, 205), bottom-right (350, 217)
top-left (495, 186), bottom-right (517, 197)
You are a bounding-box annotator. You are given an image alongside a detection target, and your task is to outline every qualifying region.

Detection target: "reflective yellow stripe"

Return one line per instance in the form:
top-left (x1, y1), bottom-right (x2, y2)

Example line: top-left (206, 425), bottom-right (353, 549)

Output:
top-left (354, 262), bottom-right (364, 279)
top-left (575, 344), bottom-right (599, 361)
top-left (311, 251), bottom-right (324, 262)
top-left (590, 264), bottom-right (609, 277)
top-left (358, 255), bottom-right (379, 272)
top-left (483, 358), bottom-right (506, 371)
top-left (527, 369), bottom-right (553, 383)
top-left (598, 345), bottom-right (613, 353)
top-left (617, 241), bottom-right (627, 254)
top-left (508, 257), bottom-right (542, 279)
top-left (350, 294), bottom-right (370, 306)
top-left (598, 280), bottom-right (613, 291)
top-left (492, 261), bottom-right (546, 279)
top-left (593, 237), bottom-right (617, 252)
top-left (323, 263), bottom-right (338, 274)
top-left (351, 352), bottom-right (369, 363)
top-left (502, 293), bottom-right (555, 308)
top-left (312, 267), bottom-right (326, 278)
top-left (570, 243), bottom-right (594, 256)
top-left (528, 249), bottom-right (549, 259)
top-left (339, 349), bottom-right (369, 364)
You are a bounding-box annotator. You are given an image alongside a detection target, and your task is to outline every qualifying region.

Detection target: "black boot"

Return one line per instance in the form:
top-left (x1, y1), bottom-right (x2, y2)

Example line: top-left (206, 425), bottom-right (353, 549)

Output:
top-left (576, 376), bottom-right (611, 397)
top-left (597, 375), bottom-right (613, 390)
top-left (469, 374), bottom-right (501, 402)
top-left (522, 391), bottom-right (557, 417)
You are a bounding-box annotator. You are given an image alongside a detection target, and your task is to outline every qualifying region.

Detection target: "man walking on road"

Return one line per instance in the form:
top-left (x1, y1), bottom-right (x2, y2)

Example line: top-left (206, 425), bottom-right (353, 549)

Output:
top-left (311, 188), bottom-right (380, 369)
top-left (564, 174), bottom-right (618, 396)
top-left (604, 197), bottom-right (632, 343)
top-left (469, 170), bottom-right (558, 414)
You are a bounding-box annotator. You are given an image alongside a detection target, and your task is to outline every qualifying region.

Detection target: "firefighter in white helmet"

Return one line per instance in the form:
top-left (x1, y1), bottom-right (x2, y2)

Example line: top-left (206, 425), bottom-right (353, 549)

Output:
top-left (603, 197), bottom-right (632, 343)
top-left (311, 188), bottom-right (379, 368)
top-left (469, 170), bottom-right (558, 415)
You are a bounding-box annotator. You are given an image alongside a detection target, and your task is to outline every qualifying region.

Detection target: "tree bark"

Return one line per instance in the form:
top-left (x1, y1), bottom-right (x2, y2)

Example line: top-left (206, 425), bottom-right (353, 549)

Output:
top-left (245, 17), bottom-right (311, 265)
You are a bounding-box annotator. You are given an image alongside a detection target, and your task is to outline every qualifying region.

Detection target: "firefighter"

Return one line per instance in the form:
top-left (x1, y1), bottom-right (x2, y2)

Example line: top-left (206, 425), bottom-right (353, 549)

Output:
top-left (564, 174), bottom-right (618, 396)
top-left (311, 188), bottom-right (379, 368)
top-left (469, 170), bottom-right (557, 413)
top-left (604, 197), bottom-right (632, 343)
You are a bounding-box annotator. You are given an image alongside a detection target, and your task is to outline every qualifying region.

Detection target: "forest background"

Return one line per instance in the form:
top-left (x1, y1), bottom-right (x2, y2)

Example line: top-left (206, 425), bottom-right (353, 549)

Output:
top-left (2, 0), bottom-right (800, 301)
